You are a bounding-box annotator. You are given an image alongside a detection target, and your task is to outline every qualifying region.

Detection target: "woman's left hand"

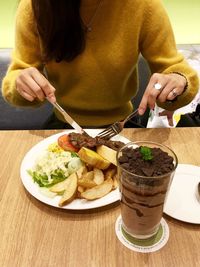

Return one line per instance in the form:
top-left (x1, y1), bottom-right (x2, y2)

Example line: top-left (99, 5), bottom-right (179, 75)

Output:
top-left (138, 73), bottom-right (187, 115)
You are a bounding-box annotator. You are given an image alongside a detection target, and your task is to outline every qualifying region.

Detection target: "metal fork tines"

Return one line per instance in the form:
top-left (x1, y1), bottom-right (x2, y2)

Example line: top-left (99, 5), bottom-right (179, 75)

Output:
top-left (97, 109), bottom-right (139, 140)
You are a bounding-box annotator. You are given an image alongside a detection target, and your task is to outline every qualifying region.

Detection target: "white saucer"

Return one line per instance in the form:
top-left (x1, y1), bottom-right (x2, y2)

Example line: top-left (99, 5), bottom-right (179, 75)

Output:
top-left (164, 164), bottom-right (200, 224)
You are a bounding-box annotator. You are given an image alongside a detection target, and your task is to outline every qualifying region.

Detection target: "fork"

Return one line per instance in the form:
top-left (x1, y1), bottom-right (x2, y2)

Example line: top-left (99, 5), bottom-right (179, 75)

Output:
top-left (97, 109), bottom-right (139, 140)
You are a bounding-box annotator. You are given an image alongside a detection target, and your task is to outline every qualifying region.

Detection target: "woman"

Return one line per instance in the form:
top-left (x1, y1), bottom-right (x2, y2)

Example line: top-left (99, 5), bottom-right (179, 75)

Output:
top-left (2, 0), bottom-right (199, 128)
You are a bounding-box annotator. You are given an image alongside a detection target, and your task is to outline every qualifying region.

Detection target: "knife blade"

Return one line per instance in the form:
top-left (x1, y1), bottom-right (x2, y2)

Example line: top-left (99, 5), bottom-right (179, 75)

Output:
top-left (48, 99), bottom-right (85, 134)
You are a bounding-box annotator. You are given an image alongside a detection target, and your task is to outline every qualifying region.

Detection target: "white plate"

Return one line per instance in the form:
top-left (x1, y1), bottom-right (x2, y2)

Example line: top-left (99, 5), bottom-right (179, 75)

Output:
top-left (164, 164), bottom-right (200, 224)
top-left (20, 129), bottom-right (129, 210)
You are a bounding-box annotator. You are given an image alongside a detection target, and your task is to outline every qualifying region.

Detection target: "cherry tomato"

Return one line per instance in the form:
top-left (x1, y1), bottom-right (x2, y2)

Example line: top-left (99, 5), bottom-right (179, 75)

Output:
top-left (58, 134), bottom-right (78, 152)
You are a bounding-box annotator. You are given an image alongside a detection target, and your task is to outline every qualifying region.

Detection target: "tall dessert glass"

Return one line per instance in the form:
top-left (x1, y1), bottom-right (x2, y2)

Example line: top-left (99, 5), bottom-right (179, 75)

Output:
top-left (117, 141), bottom-right (178, 240)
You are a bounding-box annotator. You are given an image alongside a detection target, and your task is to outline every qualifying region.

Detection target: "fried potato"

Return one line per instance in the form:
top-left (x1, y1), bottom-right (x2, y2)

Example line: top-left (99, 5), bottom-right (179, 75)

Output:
top-left (77, 170), bottom-right (96, 188)
top-left (58, 173), bottom-right (78, 206)
top-left (112, 174), bottom-right (119, 190)
top-left (104, 166), bottom-right (117, 180)
top-left (50, 177), bottom-right (72, 194)
top-left (76, 186), bottom-right (85, 198)
top-left (77, 185), bottom-right (84, 193)
top-left (76, 165), bottom-right (87, 179)
top-left (81, 170), bottom-right (94, 180)
top-left (81, 179), bottom-right (113, 200)
top-left (96, 145), bottom-right (117, 166)
top-left (78, 147), bottom-right (111, 170)
top-left (48, 140), bottom-right (120, 206)
top-left (86, 165), bottom-right (94, 171)
top-left (93, 168), bottom-right (104, 185)
top-left (78, 177), bottom-right (96, 189)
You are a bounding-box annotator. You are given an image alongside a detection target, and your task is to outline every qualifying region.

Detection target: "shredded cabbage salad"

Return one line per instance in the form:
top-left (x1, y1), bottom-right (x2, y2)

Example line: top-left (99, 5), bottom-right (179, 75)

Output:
top-left (28, 146), bottom-right (83, 187)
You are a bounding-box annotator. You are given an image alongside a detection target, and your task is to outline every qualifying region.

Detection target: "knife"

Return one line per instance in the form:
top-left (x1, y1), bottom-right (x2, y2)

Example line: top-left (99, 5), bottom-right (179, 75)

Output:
top-left (47, 98), bottom-right (85, 134)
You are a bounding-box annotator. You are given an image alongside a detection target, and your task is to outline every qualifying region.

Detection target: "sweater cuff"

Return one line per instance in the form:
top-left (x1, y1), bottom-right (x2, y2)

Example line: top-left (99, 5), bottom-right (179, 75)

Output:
top-left (157, 66), bottom-right (199, 111)
top-left (171, 71), bottom-right (188, 93)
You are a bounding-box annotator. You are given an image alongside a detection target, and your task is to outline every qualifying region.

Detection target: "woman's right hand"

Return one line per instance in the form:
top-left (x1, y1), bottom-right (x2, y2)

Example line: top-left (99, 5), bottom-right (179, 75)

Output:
top-left (16, 67), bottom-right (56, 103)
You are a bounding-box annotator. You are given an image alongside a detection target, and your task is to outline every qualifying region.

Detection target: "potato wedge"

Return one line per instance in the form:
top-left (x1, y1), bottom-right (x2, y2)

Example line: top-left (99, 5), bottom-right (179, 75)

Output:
top-left (78, 177), bottom-right (96, 189)
top-left (78, 147), bottom-right (110, 170)
top-left (76, 186), bottom-right (85, 199)
top-left (58, 173), bottom-right (78, 206)
top-left (76, 165), bottom-right (87, 179)
top-left (93, 168), bottom-right (104, 185)
top-left (112, 174), bottom-right (119, 190)
top-left (81, 171), bottom-right (94, 180)
top-left (77, 170), bottom-right (96, 188)
top-left (81, 179), bottom-right (113, 200)
top-left (104, 166), bottom-right (117, 180)
top-left (50, 177), bottom-right (72, 194)
top-left (96, 145), bottom-right (117, 166)
top-left (77, 185), bottom-right (84, 193)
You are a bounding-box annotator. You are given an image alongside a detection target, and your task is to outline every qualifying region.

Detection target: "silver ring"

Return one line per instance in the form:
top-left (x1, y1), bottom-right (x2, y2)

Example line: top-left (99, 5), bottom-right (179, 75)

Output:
top-left (154, 83), bottom-right (162, 91)
top-left (172, 89), bottom-right (177, 97)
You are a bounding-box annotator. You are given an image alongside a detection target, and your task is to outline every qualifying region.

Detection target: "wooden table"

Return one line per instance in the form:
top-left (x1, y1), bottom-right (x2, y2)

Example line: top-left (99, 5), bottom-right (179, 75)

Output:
top-left (0, 128), bottom-right (200, 267)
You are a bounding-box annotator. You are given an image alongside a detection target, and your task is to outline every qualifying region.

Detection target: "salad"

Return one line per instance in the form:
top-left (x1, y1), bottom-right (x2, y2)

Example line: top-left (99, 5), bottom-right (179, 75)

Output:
top-left (28, 142), bottom-right (83, 188)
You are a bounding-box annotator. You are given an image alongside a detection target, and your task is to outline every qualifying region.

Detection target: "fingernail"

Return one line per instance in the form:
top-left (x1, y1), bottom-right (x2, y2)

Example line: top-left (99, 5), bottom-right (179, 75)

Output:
top-left (50, 95), bottom-right (56, 103)
top-left (138, 108), bottom-right (145, 115)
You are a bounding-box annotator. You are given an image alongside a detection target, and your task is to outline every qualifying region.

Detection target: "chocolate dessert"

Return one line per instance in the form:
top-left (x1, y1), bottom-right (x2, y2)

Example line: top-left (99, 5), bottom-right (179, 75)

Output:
top-left (118, 143), bottom-right (177, 238)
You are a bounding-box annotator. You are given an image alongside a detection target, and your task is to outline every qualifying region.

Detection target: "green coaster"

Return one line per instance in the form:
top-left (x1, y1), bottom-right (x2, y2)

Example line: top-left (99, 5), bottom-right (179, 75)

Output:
top-left (121, 224), bottom-right (163, 247)
top-left (115, 216), bottom-right (169, 253)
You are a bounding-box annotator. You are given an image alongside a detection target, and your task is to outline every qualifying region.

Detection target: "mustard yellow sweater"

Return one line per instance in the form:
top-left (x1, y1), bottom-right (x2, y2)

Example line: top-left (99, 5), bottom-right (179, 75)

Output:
top-left (2, 0), bottom-right (199, 126)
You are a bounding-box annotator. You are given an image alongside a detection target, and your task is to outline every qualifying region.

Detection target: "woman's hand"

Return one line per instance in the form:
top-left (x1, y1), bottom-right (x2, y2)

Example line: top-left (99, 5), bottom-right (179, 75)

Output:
top-left (138, 73), bottom-right (187, 115)
top-left (16, 67), bottom-right (56, 103)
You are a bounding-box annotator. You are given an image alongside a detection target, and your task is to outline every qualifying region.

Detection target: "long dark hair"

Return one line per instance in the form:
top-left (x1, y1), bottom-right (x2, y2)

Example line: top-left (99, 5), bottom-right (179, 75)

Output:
top-left (31, 0), bottom-right (85, 62)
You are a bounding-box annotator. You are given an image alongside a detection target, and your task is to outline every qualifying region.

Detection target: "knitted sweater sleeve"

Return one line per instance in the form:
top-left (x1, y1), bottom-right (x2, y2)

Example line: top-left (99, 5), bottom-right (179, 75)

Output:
top-left (139, 0), bottom-right (199, 111)
top-left (2, 0), bottom-right (43, 107)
